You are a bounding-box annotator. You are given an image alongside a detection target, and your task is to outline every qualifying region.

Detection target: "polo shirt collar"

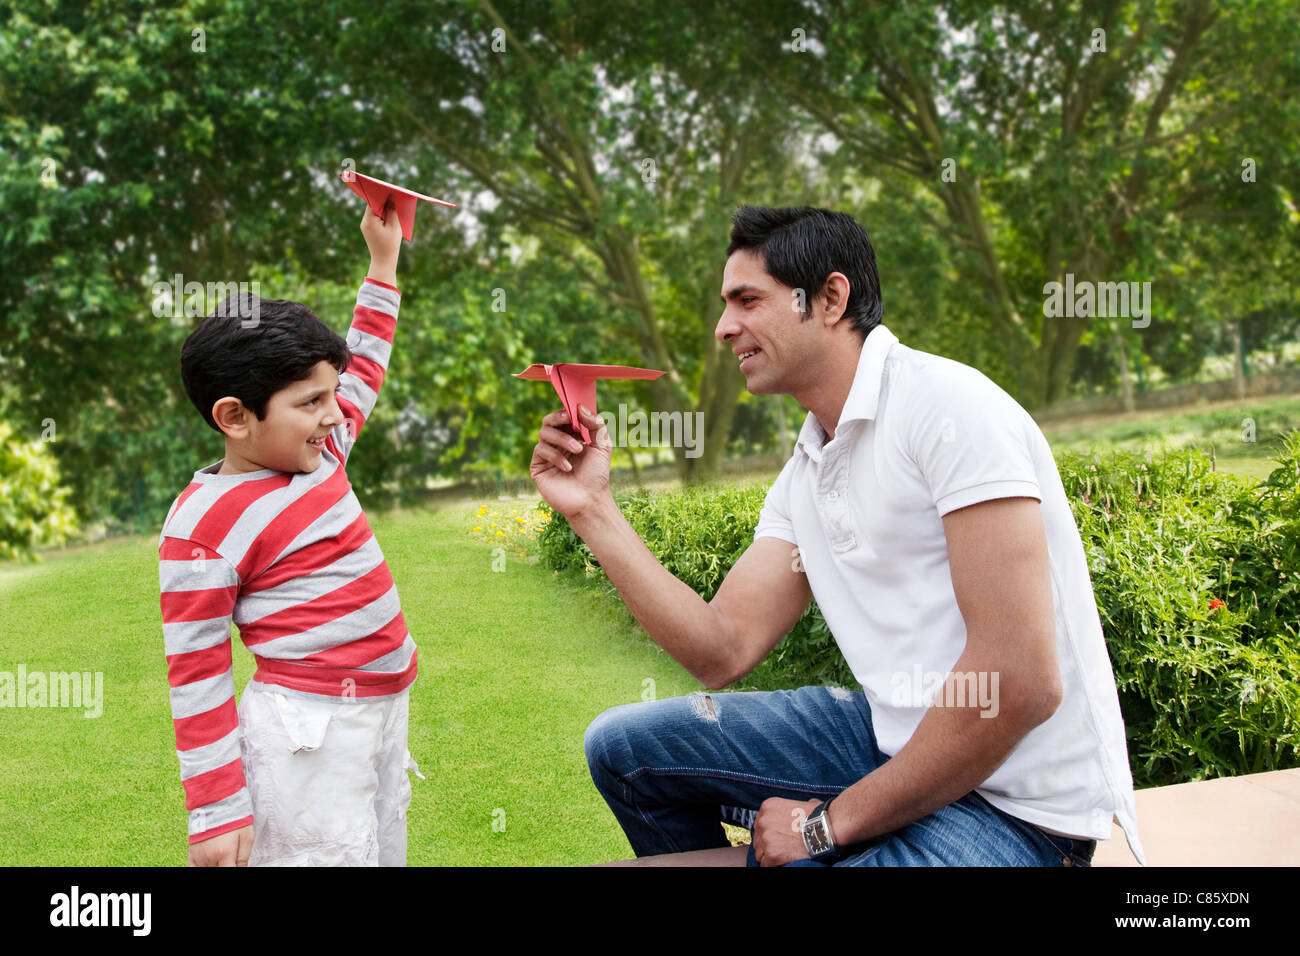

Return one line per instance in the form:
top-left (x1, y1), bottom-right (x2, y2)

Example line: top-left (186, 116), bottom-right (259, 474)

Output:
top-left (796, 324), bottom-right (898, 456)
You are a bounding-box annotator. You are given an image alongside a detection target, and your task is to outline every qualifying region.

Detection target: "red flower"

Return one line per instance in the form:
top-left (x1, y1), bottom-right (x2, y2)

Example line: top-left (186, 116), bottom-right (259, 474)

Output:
top-left (1209, 598), bottom-right (1226, 612)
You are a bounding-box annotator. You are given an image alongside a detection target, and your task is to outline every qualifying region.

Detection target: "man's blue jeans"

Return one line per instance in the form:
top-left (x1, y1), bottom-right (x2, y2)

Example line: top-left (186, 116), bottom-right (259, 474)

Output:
top-left (584, 686), bottom-right (1096, 866)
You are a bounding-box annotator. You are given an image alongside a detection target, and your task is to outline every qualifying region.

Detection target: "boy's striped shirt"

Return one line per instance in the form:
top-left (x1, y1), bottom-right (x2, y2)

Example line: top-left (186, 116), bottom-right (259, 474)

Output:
top-left (158, 278), bottom-right (417, 845)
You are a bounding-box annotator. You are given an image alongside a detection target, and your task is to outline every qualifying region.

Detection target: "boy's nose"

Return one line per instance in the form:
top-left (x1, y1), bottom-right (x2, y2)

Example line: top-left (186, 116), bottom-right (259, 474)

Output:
top-left (323, 396), bottom-right (345, 427)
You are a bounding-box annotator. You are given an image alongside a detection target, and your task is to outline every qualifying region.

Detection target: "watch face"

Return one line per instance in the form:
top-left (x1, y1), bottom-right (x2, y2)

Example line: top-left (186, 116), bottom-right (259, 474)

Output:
top-left (805, 817), bottom-right (832, 855)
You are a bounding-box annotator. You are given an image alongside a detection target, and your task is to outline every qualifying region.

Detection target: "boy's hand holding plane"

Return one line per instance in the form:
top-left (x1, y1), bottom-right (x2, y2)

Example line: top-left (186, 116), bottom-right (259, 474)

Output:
top-left (360, 199), bottom-right (403, 287)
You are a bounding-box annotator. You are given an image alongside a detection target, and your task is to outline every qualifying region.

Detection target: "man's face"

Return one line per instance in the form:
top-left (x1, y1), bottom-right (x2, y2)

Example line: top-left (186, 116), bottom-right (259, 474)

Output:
top-left (241, 360), bottom-right (345, 473)
top-left (715, 249), bottom-right (820, 396)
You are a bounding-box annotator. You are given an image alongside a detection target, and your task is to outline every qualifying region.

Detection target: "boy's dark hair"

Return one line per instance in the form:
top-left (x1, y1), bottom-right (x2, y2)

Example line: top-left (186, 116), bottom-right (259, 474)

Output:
top-left (181, 292), bottom-right (351, 432)
top-left (726, 205), bottom-right (883, 336)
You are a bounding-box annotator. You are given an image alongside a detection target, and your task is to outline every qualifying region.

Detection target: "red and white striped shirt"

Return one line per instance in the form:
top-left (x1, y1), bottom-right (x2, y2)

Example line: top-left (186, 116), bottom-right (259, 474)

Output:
top-left (157, 278), bottom-right (417, 845)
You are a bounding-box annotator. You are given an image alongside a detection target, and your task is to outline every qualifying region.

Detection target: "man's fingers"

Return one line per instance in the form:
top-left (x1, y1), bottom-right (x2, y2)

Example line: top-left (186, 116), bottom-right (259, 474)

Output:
top-left (532, 440), bottom-right (573, 473)
top-left (540, 424), bottom-right (585, 454)
top-left (577, 405), bottom-right (612, 450)
top-left (542, 408), bottom-right (573, 428)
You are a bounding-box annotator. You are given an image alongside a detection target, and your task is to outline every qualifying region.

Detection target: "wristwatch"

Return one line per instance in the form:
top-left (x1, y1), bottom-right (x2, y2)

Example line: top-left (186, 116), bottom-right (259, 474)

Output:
top-left (802, 798), bottom-right (842, 863)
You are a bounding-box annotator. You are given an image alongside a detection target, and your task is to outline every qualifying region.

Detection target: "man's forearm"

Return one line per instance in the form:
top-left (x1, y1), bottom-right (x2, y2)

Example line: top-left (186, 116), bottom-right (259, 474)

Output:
top-left (828, 667), bottom-right (1055, 846)
top-left (571, 495), bottom-right (734, 687)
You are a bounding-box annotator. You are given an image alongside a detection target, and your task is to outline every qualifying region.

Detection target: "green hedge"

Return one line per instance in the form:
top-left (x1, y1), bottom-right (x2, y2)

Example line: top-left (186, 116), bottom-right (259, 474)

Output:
top-left (537, 483), bottom-right (852, 689)
top-left (1059, 434), bottom-right (1300, 787)
top-left (0, 420), bottom-right (78, 561)
top-left (538, 435), bottom-right (1300, 788)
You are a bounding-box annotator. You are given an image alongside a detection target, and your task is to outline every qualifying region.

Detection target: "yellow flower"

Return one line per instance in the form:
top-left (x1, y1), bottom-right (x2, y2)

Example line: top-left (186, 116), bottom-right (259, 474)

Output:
top-left (472, 526), bottom-right (481, 532)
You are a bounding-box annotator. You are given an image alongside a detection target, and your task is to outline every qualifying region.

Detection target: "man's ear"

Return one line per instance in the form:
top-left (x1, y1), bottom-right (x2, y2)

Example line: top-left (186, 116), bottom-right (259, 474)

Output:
top-left (211, 397), bottom-right (252, 440)
top-left (819, 272), bottom-right (851, 327)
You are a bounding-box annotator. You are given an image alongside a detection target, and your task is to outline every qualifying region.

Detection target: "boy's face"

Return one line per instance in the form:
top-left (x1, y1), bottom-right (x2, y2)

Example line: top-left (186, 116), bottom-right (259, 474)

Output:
top-left (235, 361), bottom-right (344, 474)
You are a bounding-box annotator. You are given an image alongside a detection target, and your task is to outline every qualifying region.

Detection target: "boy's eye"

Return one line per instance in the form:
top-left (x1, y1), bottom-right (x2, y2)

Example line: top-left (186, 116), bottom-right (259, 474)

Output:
top-left (304, 386), bottom-right (340, 407)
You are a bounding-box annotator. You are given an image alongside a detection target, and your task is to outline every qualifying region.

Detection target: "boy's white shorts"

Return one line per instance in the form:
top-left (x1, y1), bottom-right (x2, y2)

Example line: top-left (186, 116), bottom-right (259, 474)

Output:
top-left (238, 679), bottom-right (422, 866)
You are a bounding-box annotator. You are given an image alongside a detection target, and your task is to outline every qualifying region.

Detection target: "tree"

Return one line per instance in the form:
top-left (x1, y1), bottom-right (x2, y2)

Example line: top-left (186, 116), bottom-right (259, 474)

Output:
top-left (336, 0), bottom-right (817, 478)
top-left (752, 0), bottom-right (1300, 405)
top-left (0, 1), bottom-right (372, 527)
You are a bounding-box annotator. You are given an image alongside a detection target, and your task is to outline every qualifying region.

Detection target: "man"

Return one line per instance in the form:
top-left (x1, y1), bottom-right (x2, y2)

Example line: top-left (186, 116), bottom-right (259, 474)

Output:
top-left (529, 205), bottom-right (1145, 867)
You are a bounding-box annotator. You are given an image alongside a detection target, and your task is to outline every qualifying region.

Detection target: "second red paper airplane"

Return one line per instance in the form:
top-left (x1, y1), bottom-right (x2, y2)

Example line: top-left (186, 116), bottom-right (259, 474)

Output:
top-left (515, 364), bottom-right (665, 445)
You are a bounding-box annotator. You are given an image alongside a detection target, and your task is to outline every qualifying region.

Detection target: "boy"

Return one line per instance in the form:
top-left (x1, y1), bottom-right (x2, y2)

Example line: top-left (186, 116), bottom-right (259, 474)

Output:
top-left (158, 203), bottom-right (420, 866)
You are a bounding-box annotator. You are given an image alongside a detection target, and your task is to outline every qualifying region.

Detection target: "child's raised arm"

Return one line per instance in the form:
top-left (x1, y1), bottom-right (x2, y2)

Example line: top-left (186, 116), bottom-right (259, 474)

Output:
top-left (328, 203), bottom-right (405, 464)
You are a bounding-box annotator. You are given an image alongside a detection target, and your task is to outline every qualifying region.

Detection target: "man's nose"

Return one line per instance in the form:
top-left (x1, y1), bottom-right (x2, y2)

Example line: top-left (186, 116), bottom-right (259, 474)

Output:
top-left (715, 309), bottom-right (738, 343)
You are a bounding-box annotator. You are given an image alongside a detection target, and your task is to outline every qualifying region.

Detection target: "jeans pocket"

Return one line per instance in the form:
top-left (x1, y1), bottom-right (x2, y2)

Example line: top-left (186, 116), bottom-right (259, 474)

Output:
top-left (968, 791), bottom-right (1085, 867)
top-left (1036, 830), bottom-right (1095, 867)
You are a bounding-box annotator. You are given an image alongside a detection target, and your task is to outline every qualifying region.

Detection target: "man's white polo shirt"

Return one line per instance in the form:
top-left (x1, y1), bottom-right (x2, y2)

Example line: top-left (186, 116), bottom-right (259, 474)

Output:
top-left (754, 324), bottom-right (1145, 863)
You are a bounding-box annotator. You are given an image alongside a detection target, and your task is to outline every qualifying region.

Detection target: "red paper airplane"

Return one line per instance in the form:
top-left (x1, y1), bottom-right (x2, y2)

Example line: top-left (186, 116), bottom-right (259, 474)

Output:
top-left (515, 363), bottom-right (666, 444)
top-left (340, 170), bottom-right (456, 240)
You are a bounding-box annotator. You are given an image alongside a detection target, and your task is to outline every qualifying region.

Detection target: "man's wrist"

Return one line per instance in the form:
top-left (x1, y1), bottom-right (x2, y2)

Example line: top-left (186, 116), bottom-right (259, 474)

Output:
top-left (809, 786), bottom-right (893, 854)
top-left (802, 797), bottom-right (841, 861)
top-left (568, 493), bottom-right (621, 539)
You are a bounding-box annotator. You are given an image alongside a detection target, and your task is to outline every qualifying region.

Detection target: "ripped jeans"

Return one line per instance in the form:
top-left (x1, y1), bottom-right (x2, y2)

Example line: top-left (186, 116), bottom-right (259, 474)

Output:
top-left (583, 685), bottom-right (1096, 867)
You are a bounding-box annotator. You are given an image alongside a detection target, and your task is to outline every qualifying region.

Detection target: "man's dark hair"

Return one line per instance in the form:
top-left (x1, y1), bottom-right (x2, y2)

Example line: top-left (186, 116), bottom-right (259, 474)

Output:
top-left (726, 205), bottom-right (883, 336)
top-left (180, 293), bottom-right (351, 432)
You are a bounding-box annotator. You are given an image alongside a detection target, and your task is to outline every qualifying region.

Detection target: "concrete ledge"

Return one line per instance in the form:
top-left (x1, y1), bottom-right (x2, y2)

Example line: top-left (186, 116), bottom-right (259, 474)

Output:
top-left (602, 769), bottom-right (1300, 867)
top-left (599, 846), bottom-right (749, 867)
top-left (1094, 767), bottom-right (1300, 866)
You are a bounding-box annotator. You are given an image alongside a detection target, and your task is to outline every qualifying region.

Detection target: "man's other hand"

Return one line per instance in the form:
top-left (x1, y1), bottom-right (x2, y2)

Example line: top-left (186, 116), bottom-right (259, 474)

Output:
top-left (752, 797), bottom-right (822, 867)
top-left (187, 825), bottom-right (253, 867)
top-left (529, 405), bottom-right (612, 521)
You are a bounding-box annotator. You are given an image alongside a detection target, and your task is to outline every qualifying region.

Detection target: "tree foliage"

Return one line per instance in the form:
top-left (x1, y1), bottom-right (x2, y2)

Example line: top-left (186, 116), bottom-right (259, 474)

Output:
top-left (2, 0), bottom-right (1295, 530)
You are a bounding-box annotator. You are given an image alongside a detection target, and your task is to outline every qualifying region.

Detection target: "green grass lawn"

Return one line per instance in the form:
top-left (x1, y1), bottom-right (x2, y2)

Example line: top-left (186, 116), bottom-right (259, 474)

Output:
top-left (1041, 393), bottom-right (1300, 482)
top-left (0, 501), bottom-right (704, 866)
top-left (4, 393), bottom-right (1298, 865)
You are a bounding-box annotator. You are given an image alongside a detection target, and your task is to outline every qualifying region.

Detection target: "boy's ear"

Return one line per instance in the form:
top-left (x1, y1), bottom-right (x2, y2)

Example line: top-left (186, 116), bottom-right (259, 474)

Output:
top-left (211, 397), bottom-right (252, 440)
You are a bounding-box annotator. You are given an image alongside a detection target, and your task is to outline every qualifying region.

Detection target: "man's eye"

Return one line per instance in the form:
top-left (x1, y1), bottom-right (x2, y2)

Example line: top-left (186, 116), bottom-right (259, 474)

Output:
top-left (742, 297), bottom-right (756, 305)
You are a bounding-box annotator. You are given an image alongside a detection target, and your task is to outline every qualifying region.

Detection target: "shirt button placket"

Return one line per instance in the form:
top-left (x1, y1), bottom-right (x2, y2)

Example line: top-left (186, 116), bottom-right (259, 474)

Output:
top-left (823, 447), bottom-right (854, 551)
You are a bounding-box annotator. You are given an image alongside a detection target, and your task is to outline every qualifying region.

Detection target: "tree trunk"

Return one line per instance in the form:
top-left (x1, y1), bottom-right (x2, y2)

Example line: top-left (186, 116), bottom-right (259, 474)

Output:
top-left (775, 394), bottom-right (790, 453)
top-left (1231, 320), bottom-right (1247, 399)
top-left (1114, 329), bottom-right (1135, 413)
top-left (680, 355), bottom-right (744, 483)
top-left (1040, 312), bottom-right (1091, 405)
top-left (625, 443), bottom-right (643, 487)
